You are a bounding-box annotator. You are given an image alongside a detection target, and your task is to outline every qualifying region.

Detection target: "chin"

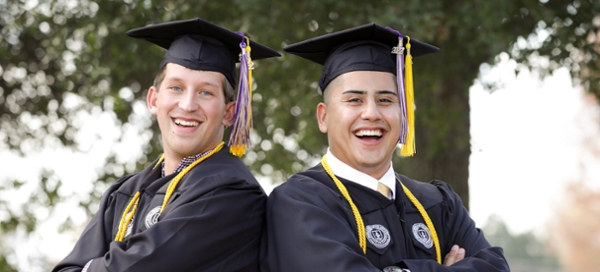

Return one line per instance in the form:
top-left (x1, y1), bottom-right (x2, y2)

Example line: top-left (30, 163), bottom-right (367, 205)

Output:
top-left (359, 152), bottom-right (392, 164)
top-left (359, 159), bottom-right (386, 167)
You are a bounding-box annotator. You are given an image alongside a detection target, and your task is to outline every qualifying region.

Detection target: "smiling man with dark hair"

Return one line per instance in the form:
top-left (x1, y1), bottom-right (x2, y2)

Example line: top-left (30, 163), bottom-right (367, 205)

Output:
top-left (261, 24), bottom-right (509, 272)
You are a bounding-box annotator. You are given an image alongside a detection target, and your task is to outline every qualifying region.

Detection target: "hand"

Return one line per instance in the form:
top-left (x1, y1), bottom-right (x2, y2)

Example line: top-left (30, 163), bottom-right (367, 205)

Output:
top-left (443, 244), bottom-right (465, 266)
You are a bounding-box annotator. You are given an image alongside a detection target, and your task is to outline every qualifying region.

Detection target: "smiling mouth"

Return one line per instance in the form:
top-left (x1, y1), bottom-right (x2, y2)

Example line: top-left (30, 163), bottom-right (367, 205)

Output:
top-left (355, 129), bottom-right (383, 139)
top-left (174, 118), bottom-right (199, 127)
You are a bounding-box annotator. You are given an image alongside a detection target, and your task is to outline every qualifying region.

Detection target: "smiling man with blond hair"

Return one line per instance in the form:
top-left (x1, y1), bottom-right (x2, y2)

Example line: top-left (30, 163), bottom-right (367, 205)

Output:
top-left (53, 18), bottom-right (279, 272)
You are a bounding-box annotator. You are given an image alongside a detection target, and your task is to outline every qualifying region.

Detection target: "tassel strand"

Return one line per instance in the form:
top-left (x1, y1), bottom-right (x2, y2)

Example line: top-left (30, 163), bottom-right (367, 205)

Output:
top-left (400, 36), bottom-right (416, 156)
top-left (386, 27), bottom-right (417, 157)
top-left (229, 33), bottom-right (254, 157)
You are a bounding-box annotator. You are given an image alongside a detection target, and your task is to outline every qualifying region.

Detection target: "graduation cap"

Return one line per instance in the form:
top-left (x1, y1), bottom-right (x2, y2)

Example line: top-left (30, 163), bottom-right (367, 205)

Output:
top-left (127, 18), bottom-right (281, 157)
top-left (283, 23), bottom-right (439, 156)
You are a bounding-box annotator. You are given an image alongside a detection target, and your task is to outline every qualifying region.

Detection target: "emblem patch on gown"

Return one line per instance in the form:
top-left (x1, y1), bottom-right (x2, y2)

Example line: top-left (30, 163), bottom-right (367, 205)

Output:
top-left (144, 206), bottom-right (161, 229)
top-left (366, 224), bottom-right (391, 249)
top-left (412, 223), bottom-right (433, 249)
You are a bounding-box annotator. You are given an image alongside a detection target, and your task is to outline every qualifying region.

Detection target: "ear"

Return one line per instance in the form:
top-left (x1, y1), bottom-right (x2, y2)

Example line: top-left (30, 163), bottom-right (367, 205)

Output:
top-left (222, 101), bottom-right (236, 127)
top-left (147, 86), bottom-right (158, 115)
top-left (316, 102), bottom-right (328, 133)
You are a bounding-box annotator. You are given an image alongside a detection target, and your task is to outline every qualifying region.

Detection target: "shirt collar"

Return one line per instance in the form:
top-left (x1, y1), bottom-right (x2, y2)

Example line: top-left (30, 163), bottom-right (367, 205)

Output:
top-left (161, 149), bottom-right (212, 177)
top-left (325, 148), bottom-right (396, 199)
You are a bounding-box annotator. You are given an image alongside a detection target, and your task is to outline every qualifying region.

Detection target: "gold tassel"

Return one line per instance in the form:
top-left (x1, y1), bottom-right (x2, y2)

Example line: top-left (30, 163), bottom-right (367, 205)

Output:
top-left (229, 145), bottom-right (246, 157)
top-left (401, 36), bottom-right (416, 156)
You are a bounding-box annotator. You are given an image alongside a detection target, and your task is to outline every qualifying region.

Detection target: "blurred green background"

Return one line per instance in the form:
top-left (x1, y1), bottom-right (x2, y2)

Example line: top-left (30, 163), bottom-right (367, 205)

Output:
top-left (1, 0), bottom-right (599, 271)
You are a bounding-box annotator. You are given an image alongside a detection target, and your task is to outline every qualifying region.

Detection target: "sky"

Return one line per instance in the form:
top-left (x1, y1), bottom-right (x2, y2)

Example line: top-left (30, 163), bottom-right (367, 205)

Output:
top-left (1, 54), bottom-right (600, 271)
top-left (468, 55), bottom-right (600, 236)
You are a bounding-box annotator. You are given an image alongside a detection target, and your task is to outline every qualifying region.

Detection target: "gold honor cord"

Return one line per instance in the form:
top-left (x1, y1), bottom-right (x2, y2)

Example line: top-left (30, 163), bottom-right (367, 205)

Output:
top-left (321, 155), bottom-right (367, 253)
top-left (321, 155), bottom-right (441, 264)
top-left (115, 192), bottom-right (140, 242)
top-left (114, 142), bottom-right (225, 242)
top-left (398, 179), bottom-right (441, 264)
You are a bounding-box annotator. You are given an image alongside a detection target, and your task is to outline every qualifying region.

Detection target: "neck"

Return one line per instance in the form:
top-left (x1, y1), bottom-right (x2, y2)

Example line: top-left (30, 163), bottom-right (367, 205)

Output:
top-left (326, 149), bottom-right (390, 180)
top-left (358, 167), bottom-right (387, 180)
top-left (161, 143), bottom-right (222, 176)
top-left (163, 159), bottom-right (178, 176)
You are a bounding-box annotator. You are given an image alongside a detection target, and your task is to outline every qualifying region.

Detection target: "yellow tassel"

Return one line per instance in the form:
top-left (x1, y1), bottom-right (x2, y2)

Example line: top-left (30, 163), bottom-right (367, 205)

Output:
top-left (401, 36), bottom-right (416, 157)
top-left (229, 145), bottom-right (246, 157)
top-left (246, 36), bottom-right (254, 97)
top-left (241, 39), bottom-right (253, 157)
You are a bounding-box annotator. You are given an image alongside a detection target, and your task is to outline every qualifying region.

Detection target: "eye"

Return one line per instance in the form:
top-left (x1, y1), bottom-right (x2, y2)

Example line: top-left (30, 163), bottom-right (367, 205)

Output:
top-left (200, 90), bottom-right (214, 96)
top-left (379, 95), bottom-right (399, 104)
top-left (346, 98), bottom-right (362, 103)
top-left (169, 86), bottom-right (182, 92)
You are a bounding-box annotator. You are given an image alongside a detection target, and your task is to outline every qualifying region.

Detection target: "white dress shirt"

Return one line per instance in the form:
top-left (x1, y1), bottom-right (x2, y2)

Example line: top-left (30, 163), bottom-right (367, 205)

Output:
top-left (325, 148), bottom-right (397, 200)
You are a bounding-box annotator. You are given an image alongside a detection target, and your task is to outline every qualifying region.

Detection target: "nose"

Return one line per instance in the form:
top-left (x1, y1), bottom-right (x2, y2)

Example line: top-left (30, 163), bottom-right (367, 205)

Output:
top-left (361, 98), bottom-right (382, 121)
top-left (179, 90), bottom-right (199, 112)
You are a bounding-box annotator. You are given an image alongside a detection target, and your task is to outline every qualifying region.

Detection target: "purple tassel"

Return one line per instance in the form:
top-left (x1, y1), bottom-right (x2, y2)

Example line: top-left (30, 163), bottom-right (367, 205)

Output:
top-left (385, 26), bottom-right (408, 145)
top-left (228, 32), bottom-right (252, 156)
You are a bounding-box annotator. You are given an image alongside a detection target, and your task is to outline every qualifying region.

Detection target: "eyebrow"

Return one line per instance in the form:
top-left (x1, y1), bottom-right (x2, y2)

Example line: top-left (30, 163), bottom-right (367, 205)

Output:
top-left (342, 90), bottom-right (398, 96)
top-left (164, 76), bottom-right (221, 88)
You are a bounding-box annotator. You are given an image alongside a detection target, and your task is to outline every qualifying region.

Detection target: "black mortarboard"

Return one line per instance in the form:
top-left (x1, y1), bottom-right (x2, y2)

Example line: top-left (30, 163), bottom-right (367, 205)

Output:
top-left (284, 23), bottom-right (440, 157)
top-left (283, 23), bottom-right (439, 91)
top-left (126, 18), bottom-right (280, 88)
top-left (127, 18), bottom-right (281, 157)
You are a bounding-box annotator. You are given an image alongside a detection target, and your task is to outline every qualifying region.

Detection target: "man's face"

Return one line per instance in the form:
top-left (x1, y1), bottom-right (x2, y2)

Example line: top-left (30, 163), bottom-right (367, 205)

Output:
top-left (317, 71), bottom-right (401, 179)
top-left (147, 63), bottom-right (234, 162)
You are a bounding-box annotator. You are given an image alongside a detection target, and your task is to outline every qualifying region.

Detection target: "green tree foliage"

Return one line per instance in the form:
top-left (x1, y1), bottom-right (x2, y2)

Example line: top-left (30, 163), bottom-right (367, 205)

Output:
top-left (1, 0), bottom-right (599, 269)
top-left (0, 253), bottom-right (18, 272)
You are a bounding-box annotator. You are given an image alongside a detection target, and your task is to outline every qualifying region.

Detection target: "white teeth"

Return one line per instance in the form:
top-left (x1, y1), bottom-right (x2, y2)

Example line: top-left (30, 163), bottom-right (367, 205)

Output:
top-left (355, 130), bottom-right (382, 137)
top-left (174, 119), bottom-right (199, 127)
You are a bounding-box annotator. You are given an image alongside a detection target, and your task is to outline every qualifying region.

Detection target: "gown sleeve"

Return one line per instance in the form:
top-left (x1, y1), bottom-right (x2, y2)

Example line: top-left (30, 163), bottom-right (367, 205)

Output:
top-left (262, 175), bottom-right (380, 272)
top-left (399, 181), bottom-right (509, 271)
top-left (54, 174), bottom-right (266, 272)
top-left (51, 176), bottom-right (130, 272)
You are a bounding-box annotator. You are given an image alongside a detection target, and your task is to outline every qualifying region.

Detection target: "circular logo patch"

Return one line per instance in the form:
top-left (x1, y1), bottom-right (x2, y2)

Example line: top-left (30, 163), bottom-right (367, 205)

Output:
top-left (412, 223), bottom-right (433, 249)
top-left (366, 224), bottom-right (391, 249)
top-left (144, 206), bottom-right (162, 229)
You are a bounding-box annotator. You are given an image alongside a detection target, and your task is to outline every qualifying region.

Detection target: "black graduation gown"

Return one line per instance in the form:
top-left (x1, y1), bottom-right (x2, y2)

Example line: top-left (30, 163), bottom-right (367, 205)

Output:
top-left (261, 164), bottom-right (509, 271)
top-left (53, 149), bottom-right (267, 272)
